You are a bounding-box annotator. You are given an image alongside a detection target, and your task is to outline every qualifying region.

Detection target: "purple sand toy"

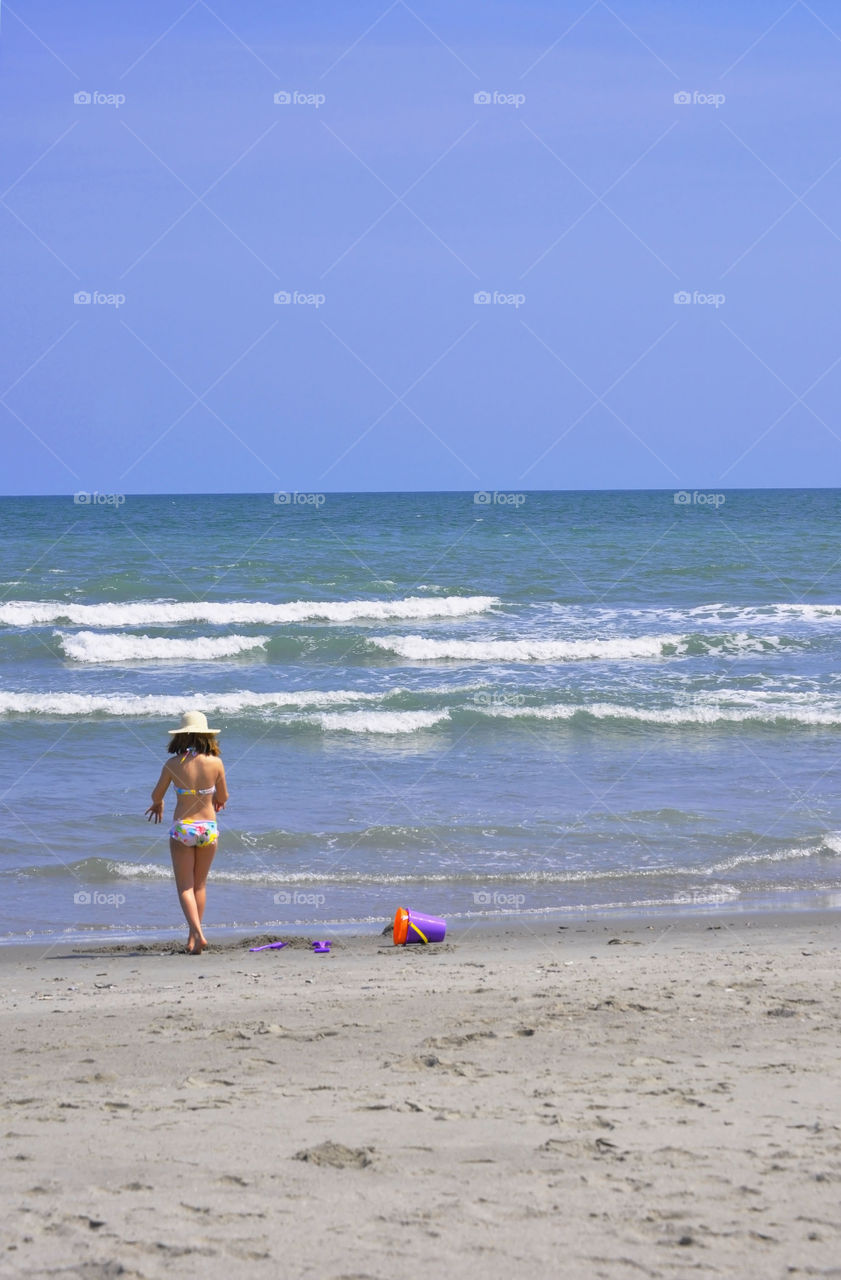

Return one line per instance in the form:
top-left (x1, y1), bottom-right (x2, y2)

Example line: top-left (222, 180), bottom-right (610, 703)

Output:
top-left (312, 940), bottom-right (331, 954)
top-left (393, 907), bottom-right (447, 945)
top-left (248, 941), bottom-right (289, 952)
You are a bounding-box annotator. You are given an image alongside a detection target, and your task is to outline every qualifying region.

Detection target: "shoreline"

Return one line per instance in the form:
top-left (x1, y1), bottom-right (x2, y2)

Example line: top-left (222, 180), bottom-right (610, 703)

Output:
top-left (3, 894), bottom-right (840, 955)
top-left (3, 901), bottom-right (840, 964)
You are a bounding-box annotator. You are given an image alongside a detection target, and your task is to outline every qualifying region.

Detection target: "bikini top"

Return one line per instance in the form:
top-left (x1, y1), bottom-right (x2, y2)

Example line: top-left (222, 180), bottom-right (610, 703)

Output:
top-left (173, 749), bottom-right (216, 796)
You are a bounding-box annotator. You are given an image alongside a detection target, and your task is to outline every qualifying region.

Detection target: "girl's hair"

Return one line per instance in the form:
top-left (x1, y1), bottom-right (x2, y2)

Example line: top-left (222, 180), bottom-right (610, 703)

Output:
top-left (167, 732), bottom-right (221, 757)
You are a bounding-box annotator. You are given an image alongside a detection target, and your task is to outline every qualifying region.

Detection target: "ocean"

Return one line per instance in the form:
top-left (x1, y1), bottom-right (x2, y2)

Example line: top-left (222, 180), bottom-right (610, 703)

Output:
top-left (3, 489), bottom-right (841, 945)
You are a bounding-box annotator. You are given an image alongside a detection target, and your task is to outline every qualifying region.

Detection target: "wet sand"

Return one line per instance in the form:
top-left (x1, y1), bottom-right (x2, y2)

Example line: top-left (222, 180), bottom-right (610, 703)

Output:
top-left (2, 910), bottom-right (840, 1279)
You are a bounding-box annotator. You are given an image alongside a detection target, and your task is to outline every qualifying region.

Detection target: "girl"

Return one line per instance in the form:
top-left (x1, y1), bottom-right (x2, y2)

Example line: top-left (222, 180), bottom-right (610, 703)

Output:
top-left (146, 711), bottom-right (229, 953)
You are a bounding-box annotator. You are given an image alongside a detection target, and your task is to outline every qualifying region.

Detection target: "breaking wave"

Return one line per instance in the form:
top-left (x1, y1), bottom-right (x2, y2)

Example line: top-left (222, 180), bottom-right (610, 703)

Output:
top-left (315, 709), bottom-right (450, 734)
top-left (371, 632), bottom-right (787, 662)
top-left (56, 631), bottom-right (270, 663)
top-left (0, 688), bottom-right (391, 717)
top-left (0, 595), bottom-right (498, 628)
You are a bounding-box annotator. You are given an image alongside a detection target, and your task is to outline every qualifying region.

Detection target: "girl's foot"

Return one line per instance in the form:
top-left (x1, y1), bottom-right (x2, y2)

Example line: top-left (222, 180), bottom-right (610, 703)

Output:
top-left (185, 931), bottom-right (202, 954)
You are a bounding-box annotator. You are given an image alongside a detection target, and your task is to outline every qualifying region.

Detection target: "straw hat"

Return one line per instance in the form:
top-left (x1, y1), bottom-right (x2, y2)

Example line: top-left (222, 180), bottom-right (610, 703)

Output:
top-left (167, 710), bottom-right (220, 735)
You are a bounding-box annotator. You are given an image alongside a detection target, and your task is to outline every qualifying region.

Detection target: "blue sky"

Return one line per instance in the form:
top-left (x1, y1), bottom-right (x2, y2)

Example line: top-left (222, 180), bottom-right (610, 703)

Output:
top-left (2, 0), bottom-right (841, 494)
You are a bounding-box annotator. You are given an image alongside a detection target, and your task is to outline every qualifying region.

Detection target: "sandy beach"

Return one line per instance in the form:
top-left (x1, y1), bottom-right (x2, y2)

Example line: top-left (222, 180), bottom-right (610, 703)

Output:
top-left (4, 0), bottom-right (841, 1271)
top-left (2, 910), bottom-right (840, 1279)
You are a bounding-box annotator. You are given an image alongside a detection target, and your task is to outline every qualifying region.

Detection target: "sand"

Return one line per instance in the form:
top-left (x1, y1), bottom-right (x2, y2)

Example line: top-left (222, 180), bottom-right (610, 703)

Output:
top-left (1, 910), bottom-right (840, 1279)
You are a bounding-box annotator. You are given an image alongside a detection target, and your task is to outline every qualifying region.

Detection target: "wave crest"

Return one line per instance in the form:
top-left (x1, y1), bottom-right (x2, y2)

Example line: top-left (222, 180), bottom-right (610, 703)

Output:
top-left (0, 688), bottom-right (391, 717)
top-left (0, 595), bottom-right (498, 628)
top-left (57, 631), bottom-right (269, 663)
top-left (478, 700), bottom-right (841, 727)
top-left (316, 709), bottom-right (450, 734)
top-left (371, 632), bottom-right (783, 662)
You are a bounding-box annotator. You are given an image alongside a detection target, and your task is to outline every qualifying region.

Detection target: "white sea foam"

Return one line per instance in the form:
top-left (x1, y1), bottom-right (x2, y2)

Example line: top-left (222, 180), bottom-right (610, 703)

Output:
top-left (371, 632), bottom-right (778, 662)
top-left (316, 709), bottom-right (450, 734)
top-left (705, 844), bottom-right (833, 874)
top-left (0, 595), bottom-right (498, 628)
top-left (0, 688), bottom-right (394, 717)
top-left (479, 700), bottom-right (841, 726)
top-left (17, 842), bottom-right (835, 885)
top-left (684, 602), bottom-right (841, 625)
top-left (56, 631), bottom-right (270, 663)
top-left (372, 635), bottom-right (681, 662)
top-left (4, 686), bottom-right (840, 729)
top-left (548, 601), bottom-right (841, 628)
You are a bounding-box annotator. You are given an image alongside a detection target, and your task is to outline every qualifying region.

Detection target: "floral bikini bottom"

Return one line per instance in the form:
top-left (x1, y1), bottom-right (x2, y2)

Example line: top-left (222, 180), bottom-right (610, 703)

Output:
top-left (169, 820), bottom-right (218, 848)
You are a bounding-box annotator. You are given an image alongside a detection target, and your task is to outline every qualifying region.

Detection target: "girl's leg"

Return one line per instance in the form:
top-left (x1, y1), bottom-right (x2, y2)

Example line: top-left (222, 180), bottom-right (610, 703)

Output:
top-left (193, 846), bottom-right (216, 939)
top-left (170, 840), bottom-right (203, 950)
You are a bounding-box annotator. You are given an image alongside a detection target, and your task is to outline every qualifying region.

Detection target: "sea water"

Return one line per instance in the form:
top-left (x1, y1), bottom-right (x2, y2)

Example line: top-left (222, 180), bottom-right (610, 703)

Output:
top-left (2, 489), bottom-right (841, 944)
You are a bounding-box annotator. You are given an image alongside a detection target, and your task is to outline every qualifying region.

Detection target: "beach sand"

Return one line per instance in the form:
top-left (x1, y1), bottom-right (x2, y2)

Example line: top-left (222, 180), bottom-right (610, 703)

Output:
top-left (2, 910), bottom-right (840, 1279)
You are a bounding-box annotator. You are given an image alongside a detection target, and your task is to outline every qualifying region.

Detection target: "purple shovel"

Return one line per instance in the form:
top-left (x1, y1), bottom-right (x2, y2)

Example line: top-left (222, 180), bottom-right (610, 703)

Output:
top-left (248, 941), bottom-right (289, 952)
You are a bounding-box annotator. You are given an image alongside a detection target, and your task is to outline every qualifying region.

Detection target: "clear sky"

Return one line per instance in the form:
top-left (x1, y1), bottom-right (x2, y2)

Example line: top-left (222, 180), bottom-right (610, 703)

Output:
top-left (1, 0), bottom-right (840, 495)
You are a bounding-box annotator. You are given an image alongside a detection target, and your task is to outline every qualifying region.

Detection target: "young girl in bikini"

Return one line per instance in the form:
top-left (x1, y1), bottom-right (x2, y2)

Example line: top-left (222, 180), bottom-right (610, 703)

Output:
top-left (145, 711), bottom-right (229, 953)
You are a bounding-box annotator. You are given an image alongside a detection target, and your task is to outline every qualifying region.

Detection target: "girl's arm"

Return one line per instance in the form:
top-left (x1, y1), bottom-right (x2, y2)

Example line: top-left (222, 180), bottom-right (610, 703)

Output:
top-left (213, 762), bottom-right (229, 812)
top-left (145, 764), bottom-right (172, 823)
